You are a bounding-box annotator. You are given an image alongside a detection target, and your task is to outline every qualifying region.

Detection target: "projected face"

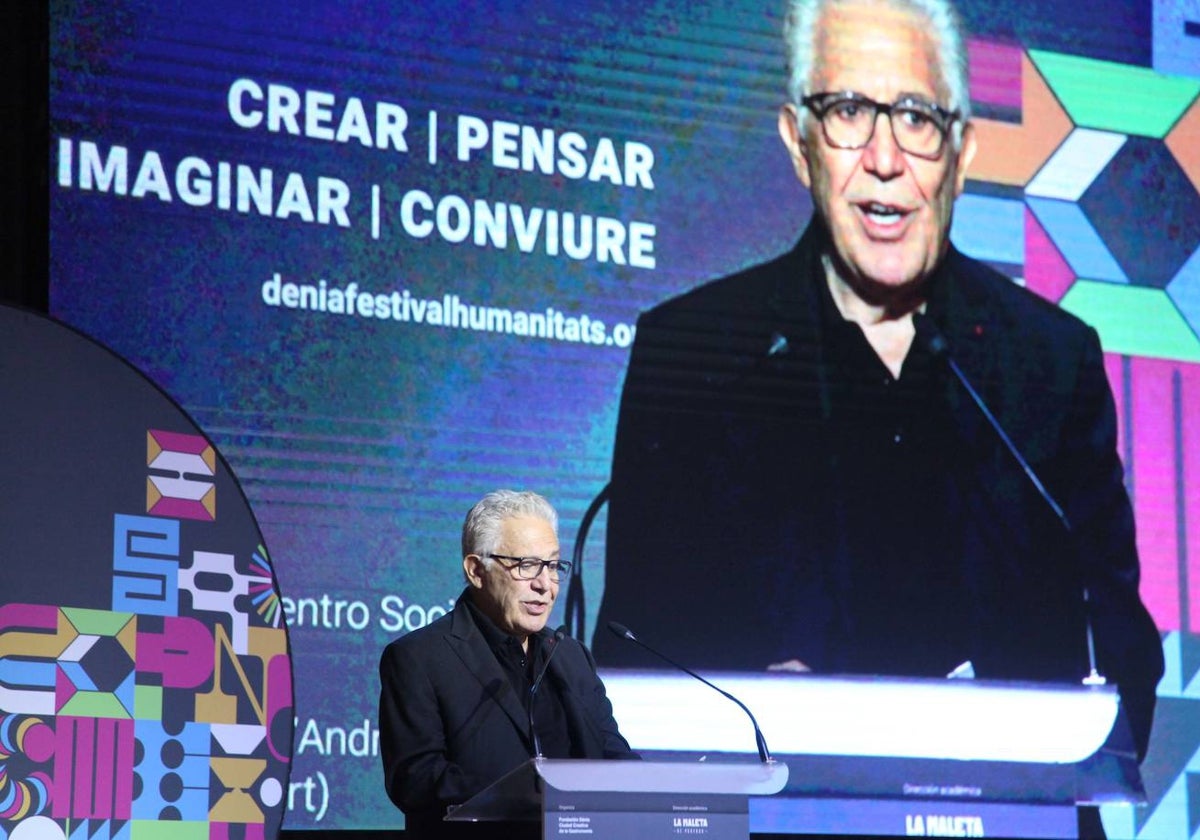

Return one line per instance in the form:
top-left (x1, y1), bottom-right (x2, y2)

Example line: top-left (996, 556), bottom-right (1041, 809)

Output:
top-left (465, 514), bottom-right (560, 645)
top-left (778, 0), bottom-right (976, 296)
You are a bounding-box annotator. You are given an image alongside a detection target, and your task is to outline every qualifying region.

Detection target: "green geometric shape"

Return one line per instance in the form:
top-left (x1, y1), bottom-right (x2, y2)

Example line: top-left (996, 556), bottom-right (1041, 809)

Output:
top-left (1059, 281), bottom-right (1200, 362)
top-left (58, 691), bottom-right (132, 719)
top-left (135, 684), bottom-right (163, 720)
top-left (130, 821), bottom-right (210, 840)
top-left (1029, 50), bottom-right (1200, 138)
top-left (62, 607), bottom-right (133, 636)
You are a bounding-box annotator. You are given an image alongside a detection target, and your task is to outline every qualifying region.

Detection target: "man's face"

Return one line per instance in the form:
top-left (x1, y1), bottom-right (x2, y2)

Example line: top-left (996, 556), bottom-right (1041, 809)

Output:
top-left (778, 0), bottom-right (977, 295)
top-left (464, 514), bottom-right (560, 642)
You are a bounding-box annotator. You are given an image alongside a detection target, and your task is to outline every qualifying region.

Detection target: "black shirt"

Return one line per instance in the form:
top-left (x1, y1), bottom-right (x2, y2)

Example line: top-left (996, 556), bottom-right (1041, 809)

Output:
top-left (465, 597), bottom-right (573, 759)
top-left (816, 266), bottom-right (974, 676)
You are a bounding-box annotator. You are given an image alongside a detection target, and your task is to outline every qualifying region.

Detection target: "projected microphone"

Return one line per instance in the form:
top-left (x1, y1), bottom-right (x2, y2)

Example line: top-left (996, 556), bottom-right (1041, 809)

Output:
top-left (607, 621), bottom-right (774, 763)
top-left (530, 625), bottom-right (568, 759)
top-left (912, 313), bottom-right (1105, 685)
top-left (571, 329), bottom-right (794, 638)
top-left (767, 331), bottom-right (790, 358)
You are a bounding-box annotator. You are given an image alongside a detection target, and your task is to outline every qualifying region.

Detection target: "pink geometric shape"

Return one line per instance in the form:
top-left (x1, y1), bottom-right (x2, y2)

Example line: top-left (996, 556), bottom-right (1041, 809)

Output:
top-left (1129, 356), bottom-right (1181, 631)
top-left (968, 39), bottom-right (1023, 110)
top-left (1024, 207), bottom-right (1076, 303)
top-left (146, 494), bottom-right (215, 522)
top-left (148, 428), bottom-right (211, 456)
top-left (0, 603), bottom-right (57, 631)
top-left (1183, 364), bottom-right (1200, 635)
top-left (89, 718), bottom-right (117, 818)
top-left (55, 666), bottom-right (77, 710)
top-left (136, 616), bottom-right (214, 689)
top-left (115, 716), bottom-right (135, 819)
top-left (52, 717), bottom-right (75, 817)
top-left (267, 652), bottom-right (294, 763)
top-left (23, 721), bottom-right (55, 763)
top-left (71, 718), bottom-right (95, 816)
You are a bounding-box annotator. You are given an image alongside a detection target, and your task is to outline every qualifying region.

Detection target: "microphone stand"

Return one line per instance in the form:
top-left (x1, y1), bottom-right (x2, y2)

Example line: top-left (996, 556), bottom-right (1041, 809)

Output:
top-left (530, 626), bottom-right (568, 759)
top-left (913, 313), bottom-right (1105, 686)
top-left (565, 483), bottom-right (609, 640)
top-left (609, 621), bottom-right (775, 764)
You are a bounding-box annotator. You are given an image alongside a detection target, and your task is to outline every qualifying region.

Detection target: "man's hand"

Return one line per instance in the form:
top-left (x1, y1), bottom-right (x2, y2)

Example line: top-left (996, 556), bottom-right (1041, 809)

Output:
top-left (767, 659), bottom-right (811, 673)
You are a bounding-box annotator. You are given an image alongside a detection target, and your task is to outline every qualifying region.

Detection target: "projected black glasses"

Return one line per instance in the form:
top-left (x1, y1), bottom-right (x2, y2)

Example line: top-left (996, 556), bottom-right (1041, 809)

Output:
top-left (489, 554), bottom-right (572, 581)
top-left (801, 91), bottom-right (960, 160)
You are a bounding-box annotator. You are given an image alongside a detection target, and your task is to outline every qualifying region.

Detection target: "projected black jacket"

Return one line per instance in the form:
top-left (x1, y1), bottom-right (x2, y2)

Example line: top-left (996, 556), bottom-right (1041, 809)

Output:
top-left (593, 217), bottom-right (1163, 759)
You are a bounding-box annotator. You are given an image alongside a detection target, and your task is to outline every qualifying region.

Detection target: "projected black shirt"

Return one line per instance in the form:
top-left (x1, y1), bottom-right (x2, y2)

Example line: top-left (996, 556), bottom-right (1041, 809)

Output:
top-left (813, 263), bottom-right (973, 675)
top-left (594, 217), bottom-right (1162, 757)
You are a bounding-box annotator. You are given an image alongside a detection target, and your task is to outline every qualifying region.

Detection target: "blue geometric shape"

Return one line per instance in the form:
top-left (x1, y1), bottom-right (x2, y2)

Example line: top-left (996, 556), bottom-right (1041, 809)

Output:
top-left (115, 669), bottom-right (136, 716)
top-left (1163, 631), bottom-right (1188, 698)
top-left (1133, 696), bottom-right (1200, 837)
top-left (1190, 772), bottom-right (1200, 838)
top-left (1153, 0), bottom-right (1200, 77)
top-left (67, 820), bottom-right (131, 840)
top-left (132, 719), bottom-right (210, 821)
top-left (950, 194), bottom-right (1025, 265)
top-left (1025, 197), bottom-right (1129, 283)
top-left (0, 658), bottom-right (56, 688)
top-left (1079, 136), bottom-right (1200, 289)
top-left (1167, 244), bottom-right (1200, 338)
top-left (58, 661), bottom-right (97, 691)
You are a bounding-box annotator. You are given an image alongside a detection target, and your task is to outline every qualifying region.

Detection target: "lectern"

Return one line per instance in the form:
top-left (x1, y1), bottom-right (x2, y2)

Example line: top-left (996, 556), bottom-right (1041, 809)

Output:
top-left (446, 758), bottom-right (789, 839)
top-left (602, 670), bottom-right (1146, 838)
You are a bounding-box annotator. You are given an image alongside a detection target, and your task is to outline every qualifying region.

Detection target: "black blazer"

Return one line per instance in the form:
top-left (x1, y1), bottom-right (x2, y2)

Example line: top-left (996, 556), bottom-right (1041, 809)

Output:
top-left (379, 593), bottom-right (636, 838)
top-left (593, 218), bottom-right (1163, 758)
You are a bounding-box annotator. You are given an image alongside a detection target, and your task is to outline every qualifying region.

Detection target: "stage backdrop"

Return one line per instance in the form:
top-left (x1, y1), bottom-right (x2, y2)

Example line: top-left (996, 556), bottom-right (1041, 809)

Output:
top-left (47, 0), bottom-right (1200, 836)
top-left (0, 305), bottom-right (293, 840)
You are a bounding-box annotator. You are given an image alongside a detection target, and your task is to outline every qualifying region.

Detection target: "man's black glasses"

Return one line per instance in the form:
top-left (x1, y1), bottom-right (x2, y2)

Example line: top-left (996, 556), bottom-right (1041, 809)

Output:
top-left (489, 554), bottom-right (572, 580)
top-left (801, 91), bottom-right (959, 160)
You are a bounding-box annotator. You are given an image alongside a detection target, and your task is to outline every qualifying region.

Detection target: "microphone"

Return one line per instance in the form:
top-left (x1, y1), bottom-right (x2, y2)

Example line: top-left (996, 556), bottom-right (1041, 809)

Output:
top-left (911, 313), bottom-right (1105, 685)
top-left (530, 625), bottom-right (568, 758)
top-left (607, 621), bottom-right (774, 763)
top-left (569, 332), bottom-right (791, 639)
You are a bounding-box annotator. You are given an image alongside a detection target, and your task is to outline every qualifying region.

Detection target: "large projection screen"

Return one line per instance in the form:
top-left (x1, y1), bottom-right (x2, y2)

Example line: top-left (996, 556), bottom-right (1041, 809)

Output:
top-left (48, 0), bottom-right (1200, 836)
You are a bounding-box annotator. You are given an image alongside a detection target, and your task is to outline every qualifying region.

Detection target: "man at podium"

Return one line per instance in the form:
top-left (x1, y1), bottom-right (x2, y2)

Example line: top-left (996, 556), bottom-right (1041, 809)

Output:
top-left (594, 0), bottom-right (1163, 766)
top-left (379, 490), bottom-right (637, 839)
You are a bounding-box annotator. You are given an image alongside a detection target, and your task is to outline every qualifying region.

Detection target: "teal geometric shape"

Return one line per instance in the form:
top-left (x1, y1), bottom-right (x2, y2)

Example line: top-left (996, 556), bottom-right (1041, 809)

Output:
top-left (1167, 245), bottom-right (1200, 340)
top-left (1030, 50), bottom-right (1200, 138)
top-left (1162, 631), bottom-right (1187, 698)
top-left (1026, 197), bottom-right (1128, 283)
top-left (1059, 281), bottom-right (1200, 362)
top-left (68, 820), bottom-right (131, 840)
top-left (1099, 800), bottom-right (1136, 839)
top-left (1136, 769), bottom-right (1190, 839)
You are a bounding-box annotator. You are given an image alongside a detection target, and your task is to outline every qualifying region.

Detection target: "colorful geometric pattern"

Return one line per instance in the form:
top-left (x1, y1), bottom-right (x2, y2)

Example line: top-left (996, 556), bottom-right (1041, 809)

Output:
top-left (0, 308), bottom-right (292, 840)
top-left (146, 430), bottom-right (217, 522)
top-left (957, 38), bottom-right (1200, 838)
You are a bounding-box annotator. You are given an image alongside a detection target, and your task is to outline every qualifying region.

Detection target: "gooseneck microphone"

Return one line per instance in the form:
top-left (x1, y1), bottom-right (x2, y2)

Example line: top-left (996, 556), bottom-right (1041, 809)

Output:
top-left (530, 625), bottom-right (568, 759)
top-left (913, 313), bottom-right (1069, 527)
top-left (911, 312), bottom-right (1105, 685)
top-left (607, 621), bottom-right (775, 763)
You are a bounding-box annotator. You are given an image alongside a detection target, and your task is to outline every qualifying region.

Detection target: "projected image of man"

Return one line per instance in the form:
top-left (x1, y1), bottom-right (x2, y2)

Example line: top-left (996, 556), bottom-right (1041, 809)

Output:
top-left (379, 490), bottom-right (637, 839)
top-left (594, 0), bottom-right (1163, 765)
